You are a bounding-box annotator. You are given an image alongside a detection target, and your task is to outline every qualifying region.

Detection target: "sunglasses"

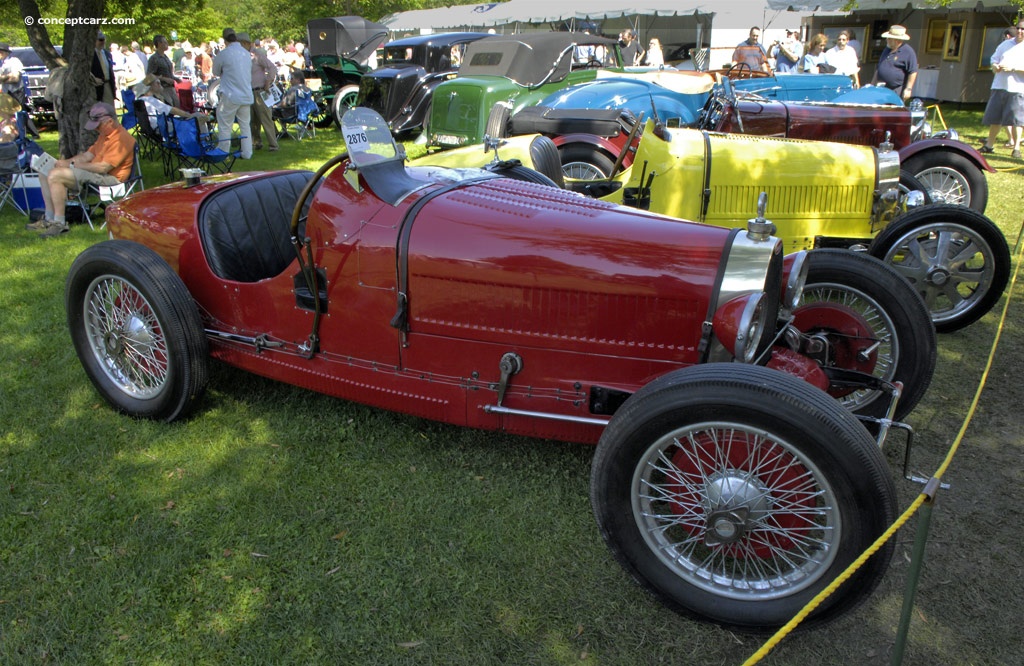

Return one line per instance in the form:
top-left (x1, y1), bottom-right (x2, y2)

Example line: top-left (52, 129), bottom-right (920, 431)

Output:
top-left (89, 113), bottom-right (110, 121)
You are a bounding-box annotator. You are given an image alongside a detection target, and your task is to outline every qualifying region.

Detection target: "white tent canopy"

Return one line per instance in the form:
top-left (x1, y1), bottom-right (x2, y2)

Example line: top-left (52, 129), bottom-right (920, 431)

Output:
top-left (766, 0), bottom-right (1014, 9)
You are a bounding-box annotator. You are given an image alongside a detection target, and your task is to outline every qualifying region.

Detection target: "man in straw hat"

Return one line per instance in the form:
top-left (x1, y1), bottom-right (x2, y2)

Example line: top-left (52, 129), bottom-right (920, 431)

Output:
top-left (870, 25), bottom-right (918, 102)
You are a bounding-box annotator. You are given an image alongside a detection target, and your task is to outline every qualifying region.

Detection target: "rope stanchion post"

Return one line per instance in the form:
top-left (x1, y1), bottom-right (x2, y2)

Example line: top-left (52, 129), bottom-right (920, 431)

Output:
top-left (890, 478), bottom-right (941, 666)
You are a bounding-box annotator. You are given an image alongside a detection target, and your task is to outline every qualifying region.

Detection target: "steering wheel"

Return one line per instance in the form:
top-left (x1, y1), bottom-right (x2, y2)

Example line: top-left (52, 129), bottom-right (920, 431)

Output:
top-left (727, 62), bottom-right (753, 79)
top-left (586, 58), bottom-right (603, 69)
top-left (697, 76), bottom-right (738, 130)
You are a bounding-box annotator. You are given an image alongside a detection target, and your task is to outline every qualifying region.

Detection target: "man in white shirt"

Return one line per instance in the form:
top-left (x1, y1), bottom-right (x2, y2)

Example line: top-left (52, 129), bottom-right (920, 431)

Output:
top-left (211, 28), bottom-right (253, 159)
top-left (980, 20), bottom-right (1024, 159)
top-left (239, 33), bottom-right (279, 152)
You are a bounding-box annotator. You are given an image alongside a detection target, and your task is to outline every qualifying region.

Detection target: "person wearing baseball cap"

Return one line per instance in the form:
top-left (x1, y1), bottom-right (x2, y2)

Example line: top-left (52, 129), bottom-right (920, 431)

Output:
top-left (774, 28), bottom-right (803, 73)
top-left (870, 25), bottom-right (918, 102)
top-left (30, 102), bottom-right (136, 237)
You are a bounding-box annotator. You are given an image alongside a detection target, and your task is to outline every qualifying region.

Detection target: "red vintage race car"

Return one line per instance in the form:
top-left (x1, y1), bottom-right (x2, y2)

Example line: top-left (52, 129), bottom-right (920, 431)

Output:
top-left (65, 109), bottom-right (936, 630)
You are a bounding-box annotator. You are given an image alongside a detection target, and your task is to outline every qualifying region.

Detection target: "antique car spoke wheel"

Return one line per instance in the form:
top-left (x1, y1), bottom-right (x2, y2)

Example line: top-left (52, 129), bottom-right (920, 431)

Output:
top-left (592, 364), bottom-right (896, 630)
top-left (559, 145), bottom-right (615, 181)
top-left (871, 205), bottom-right (1010, 332)
top-left (332, 85), bottom-right (361, 126)
top-left (66, 241), bottom-right (209, 421)
top-left (903, 152), bottom-right (988, 213)
top-left (85, 276), bottom-right (169, 398)
top-left (799, 250), bottom-right (935, 421)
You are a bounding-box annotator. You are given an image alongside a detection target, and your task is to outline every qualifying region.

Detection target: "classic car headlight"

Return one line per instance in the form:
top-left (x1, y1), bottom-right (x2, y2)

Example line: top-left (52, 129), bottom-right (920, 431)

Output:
top-left (780, 250), bottom-right (809, 314)
top-left (713, 293), bottom-right (769, 364)
top-left (875, 144), bottom-right (900, 192)
top-left (705, 222), bottom-right (783, 364)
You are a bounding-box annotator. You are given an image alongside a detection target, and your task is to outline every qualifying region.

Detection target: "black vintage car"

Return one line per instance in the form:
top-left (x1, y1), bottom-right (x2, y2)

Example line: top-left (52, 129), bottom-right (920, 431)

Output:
top-left (356, 32), bottom-right (490, 138)
top-left (11, 46), bottom-right (62, 122)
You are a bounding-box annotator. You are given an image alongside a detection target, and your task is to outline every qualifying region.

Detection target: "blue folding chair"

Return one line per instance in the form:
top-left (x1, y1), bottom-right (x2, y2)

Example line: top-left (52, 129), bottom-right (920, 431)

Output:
top-left (171, 116), bottom-right (238, 174)
top-left (120, 88), bottom-right (137, 131)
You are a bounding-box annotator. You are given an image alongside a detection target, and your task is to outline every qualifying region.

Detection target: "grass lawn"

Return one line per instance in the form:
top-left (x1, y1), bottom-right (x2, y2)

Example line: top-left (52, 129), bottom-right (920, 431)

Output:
top-left (1, 110), bottom-right (1023, 665)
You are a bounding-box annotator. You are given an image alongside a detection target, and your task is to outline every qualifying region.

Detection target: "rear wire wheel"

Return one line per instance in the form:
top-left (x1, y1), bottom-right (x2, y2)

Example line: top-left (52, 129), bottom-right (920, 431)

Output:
top-left (66, 240), bottom-right (208, 421)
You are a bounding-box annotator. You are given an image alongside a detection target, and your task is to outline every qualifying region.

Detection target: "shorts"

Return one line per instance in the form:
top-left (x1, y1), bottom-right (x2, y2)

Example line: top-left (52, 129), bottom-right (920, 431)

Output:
top-left (982, 89), bottom-right (1024, 126)
top-left (71, 167), bottom-right (121, 188)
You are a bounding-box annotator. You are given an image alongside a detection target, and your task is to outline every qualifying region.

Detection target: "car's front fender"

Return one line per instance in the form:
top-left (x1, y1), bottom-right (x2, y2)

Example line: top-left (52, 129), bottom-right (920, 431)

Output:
top-left (899, 138), bottom-right (996, 173)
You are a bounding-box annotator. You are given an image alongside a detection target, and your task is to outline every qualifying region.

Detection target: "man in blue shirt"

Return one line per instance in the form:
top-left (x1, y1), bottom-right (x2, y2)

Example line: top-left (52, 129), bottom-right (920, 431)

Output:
top-left (870, 25), bottom-right (918, 102)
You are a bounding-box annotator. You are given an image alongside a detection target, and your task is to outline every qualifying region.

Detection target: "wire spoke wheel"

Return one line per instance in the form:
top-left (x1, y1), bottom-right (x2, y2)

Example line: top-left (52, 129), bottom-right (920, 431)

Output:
top-left (84, 275), bottom-right (169, 399)
top-left (797, 283), bottom-right (896, 413)
top-left (634, 422), bottom-right (839, 600)
top-left (66, 241), bottom-right (209, 421)
top-left (591, 364), bottom-right (897, 629)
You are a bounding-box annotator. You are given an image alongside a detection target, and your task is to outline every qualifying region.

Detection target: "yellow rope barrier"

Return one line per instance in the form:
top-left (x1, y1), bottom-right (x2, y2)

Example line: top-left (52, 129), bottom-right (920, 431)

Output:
top-left (742, 217), bottom-right (1024, 666)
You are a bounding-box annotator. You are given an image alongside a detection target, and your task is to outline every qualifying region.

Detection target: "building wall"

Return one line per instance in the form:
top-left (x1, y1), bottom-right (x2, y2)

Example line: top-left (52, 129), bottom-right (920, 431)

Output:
top-left (808, 10), bottom-right (1015, 103)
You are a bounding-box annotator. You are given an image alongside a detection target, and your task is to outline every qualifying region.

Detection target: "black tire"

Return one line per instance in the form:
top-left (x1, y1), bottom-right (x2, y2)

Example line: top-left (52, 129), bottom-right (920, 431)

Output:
top-left (898, 169), bottom-right (933, 205)
top-left (870, 204), bottom-right (1010, 333)
top-left (65, 240), bottom-right (209, 421)
top-left (798, 249), bottom-right (936, 420)
top-left (559, 144), bottom-right (616, 181)
top-left (902, 150), bottom-right (988, 213)
top-left (331, 85), bottom-right (360, 126)
top-left (529, 135), bottom-right (565, 188)
top-left (484, 102), bottom-right (511, 139)
top-left (591, 363), bottom-right (896, 631)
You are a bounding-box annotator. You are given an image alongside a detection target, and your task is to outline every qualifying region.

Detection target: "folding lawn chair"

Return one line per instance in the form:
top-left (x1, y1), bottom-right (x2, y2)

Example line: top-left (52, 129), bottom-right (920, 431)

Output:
top-left (171, 116), bottom-right (238, 174)
top-left (69, 143), bottom-right (145, 230)
top-left (0, 141), bottom-right (29, 216)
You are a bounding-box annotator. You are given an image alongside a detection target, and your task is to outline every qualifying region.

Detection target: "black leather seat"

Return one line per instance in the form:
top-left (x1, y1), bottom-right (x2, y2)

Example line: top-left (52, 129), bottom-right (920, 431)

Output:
top-left (199, 170), bottom-right (318, 282)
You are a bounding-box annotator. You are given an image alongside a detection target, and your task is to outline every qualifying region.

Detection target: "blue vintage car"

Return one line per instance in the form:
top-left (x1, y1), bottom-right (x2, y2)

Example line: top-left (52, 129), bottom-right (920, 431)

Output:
top-left (732, 73), bottom-right (901, 105)
top-left (535, 72), bottom-right (902, 127)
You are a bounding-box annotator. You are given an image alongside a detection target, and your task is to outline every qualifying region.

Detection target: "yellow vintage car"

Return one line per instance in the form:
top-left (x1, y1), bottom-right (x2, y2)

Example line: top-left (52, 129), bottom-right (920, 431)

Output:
top-left (413, 120), bottom-right (1009, 333)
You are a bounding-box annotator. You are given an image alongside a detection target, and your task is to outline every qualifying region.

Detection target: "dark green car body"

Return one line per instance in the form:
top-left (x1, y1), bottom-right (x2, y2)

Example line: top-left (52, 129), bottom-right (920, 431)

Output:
top-left (426, 32), bottom-right (622, 148)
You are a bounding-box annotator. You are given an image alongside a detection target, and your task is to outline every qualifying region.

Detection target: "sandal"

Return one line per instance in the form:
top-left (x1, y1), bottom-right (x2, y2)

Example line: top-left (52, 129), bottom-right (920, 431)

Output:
top-left (979, 145), bottom-right (994, 154)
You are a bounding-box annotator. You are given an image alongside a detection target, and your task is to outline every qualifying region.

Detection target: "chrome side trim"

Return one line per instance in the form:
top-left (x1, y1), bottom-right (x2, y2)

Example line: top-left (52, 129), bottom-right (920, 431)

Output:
top-left (484, 404), bottom-right (611, 426)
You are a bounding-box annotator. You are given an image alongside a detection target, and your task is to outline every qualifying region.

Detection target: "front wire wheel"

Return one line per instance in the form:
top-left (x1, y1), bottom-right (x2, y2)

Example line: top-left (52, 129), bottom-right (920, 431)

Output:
top-left (592, 364), bottom-right (897, 630)
top-left (903, 152), bottom-right (988, 212)
top-left (634, 421), bottom-right (842, 599)
top-left (871, 204), bottom-right (1010, 332)
top-left (798, 249), bottom-right (936, 421)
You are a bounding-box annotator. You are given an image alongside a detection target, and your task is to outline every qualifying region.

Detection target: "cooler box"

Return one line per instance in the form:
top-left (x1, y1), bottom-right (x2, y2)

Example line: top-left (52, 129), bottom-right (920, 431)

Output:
top-left (12, 173), bottom-right (44, 211)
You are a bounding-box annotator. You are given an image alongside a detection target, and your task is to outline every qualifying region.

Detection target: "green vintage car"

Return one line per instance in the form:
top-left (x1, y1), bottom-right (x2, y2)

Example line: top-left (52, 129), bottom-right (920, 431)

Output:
top-left (416, 120), bottom-right (1010, 333)
top-left (426, 32), bottom-right (622, 148)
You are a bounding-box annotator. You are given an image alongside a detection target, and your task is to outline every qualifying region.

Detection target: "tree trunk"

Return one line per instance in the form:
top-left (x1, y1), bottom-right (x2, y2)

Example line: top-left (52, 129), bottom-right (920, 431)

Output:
top-left (18, 0), bottom-right (107, 157)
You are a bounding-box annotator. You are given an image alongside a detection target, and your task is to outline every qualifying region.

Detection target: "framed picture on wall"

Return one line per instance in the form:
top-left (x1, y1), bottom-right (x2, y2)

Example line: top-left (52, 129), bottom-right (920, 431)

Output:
top-left (926, 19), bottom-right (947, 54)
top-left (943, 22), bottom-right (966, 62)
top-left (978, 26), bottom-right (1008, 71)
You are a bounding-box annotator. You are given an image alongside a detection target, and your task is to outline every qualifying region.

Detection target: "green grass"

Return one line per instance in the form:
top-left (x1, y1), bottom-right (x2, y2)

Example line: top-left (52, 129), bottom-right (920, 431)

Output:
top-left (1, 116), bottom-right (1023, 665)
